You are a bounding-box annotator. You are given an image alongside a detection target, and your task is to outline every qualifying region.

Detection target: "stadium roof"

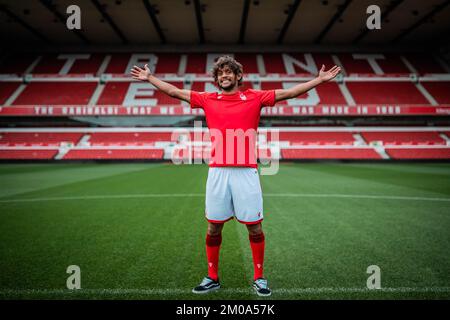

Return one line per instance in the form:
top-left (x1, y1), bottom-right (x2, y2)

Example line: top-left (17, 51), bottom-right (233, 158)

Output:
top-left (0, 0), bottom-right (449, 50)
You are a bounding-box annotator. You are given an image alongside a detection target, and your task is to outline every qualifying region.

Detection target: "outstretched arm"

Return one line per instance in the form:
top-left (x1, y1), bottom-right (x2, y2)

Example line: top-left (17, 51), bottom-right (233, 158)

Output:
top-left (274, 65), bottom-right (341, 102)
top-left (130, 64), bottom-right (191, 103)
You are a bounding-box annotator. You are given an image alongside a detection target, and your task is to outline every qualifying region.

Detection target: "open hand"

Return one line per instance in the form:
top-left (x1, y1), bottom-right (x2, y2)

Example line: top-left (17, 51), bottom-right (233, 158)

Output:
top-left (131, 64), bottom-right (152, 81)
top-left (318, 64), bottom-right (341, 82)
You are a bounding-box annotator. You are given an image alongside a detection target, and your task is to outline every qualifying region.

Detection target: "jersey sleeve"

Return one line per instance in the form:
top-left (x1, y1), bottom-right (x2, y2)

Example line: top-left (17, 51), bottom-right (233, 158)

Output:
top-left (190, 91), bottom-right (208, 109)
top-left (253, 89), bottom-right (276, 107)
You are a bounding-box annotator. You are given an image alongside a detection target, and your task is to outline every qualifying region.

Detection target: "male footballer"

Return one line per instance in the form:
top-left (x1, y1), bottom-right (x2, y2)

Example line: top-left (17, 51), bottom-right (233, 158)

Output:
top-left (131, 56), bottom-right (341, 296)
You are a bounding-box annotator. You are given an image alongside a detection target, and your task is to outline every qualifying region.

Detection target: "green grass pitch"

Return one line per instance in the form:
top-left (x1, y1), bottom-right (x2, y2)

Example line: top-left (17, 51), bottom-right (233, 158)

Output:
top-left (0, 162), bottom-right (449, 300)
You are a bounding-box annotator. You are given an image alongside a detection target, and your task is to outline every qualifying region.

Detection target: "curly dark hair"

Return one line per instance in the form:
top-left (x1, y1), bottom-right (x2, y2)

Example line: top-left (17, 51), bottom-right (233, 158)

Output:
top-left (211, 55), bottom-right (244, 86)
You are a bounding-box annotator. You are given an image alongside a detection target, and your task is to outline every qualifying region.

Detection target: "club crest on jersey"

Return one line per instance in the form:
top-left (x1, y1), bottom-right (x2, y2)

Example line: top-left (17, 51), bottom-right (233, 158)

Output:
top-left (239, 92), bottom-right (247, 100)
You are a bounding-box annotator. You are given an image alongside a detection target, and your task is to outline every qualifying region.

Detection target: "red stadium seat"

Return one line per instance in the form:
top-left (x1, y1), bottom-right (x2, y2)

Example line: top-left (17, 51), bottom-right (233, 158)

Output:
top-left (0, 52), bottom-right (447, 77)
top-left (12, 82), bottom-right (97, 105)
top-left (88, 132), bottom-right (174, 145)
top-left (97, 82), bottom-right (182, 105)
top-left (386, 148), bottom-right (450, 159)
top-left (64, 149), bottom-right (164, 160)
top-left (346, 82), bottom-right (429, 104)
top-left (0, 82), bottom-right (21, 105)
top-left (0, 54), bottom-right (38, 75)
top-left (338, 53), bottom-right (411, 75)
top-left (361, 132), bottom-right (445, 145)
top-left (263, 54), bottom-right (287, 74)
top-left (421, 82), bottom-right (450, 104)
top-left (0, 149), bottom-right (58, 159)
top-left (185, 54), bottom-right (207, 74)
top-left (268, 132), bottom-right (355, 145)
top-left (260, 81), bottom-right (347, 104)
top-left (29, 54), bottom-right (105, 74)
top-left (105, 53), bottom-right (131, 74)
top-left (0, 132), bottom-right (83, 146)
top-left (234, 53), bottom-right (259, 74)
top-left (154, 53), bottom-right (181, 74)
top-left (403, 54), bottom-right (447, 75)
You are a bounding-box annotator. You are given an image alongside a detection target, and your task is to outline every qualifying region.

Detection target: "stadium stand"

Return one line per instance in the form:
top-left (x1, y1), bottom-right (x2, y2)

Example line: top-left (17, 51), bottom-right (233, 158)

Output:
top-left (88, 132), bottom-right (174, 146)
top-left (11, 82), bottom-right (98, 105)
top-left (0, 53), bottom-right (447, 76)
top-left (0, 82), bottom-right (21, 105)
top-left (0, 149), bottom-right (58, 160)
top-left (1, 127), bottom-right (449, 160)
top-left (345, 82), bottom-right (430, 105)
top-left (386, 148), bottom-right (450, 159)
top-left (0, 132), bottom-right (83, 146)
top-left (63, 149), bottom-right (164, 160)
top-left (360, 132), bottom-right (446, 145)
top-left (420, 82), bottom-right (450, 104)
top-left (0, 52), bottom-right (449, 160)
top-left (96, 82), bottom-right (183, 106)
top-left (267, 132), bottom-right (356, 145)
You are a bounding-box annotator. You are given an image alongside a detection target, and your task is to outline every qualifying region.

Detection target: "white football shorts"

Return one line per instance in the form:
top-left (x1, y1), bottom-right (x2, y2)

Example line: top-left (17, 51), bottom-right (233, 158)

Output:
top-left (205, 167), bottom-right (263, 224)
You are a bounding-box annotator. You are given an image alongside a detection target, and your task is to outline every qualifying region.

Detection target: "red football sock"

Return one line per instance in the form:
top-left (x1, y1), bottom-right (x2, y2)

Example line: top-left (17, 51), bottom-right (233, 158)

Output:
top-left (206, 234), bottom-right (222, 281)
top-left (249, 232), bottom-right (265, 281)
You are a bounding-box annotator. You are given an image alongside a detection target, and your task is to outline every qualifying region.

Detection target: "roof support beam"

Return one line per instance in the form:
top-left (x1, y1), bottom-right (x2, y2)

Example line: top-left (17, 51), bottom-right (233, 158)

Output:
top-left (91, 0), bottom-right (128, 44)
top-left (193, 0), bottom-right (205, 43)
top-left (142, 0), bottom-right (166, 44)
top-left (393, 0), bottom-right (450, 43)
top-left (277, 0), bottom-right (302, 44)
top-left (0, 4), bottom-right (51, 43)
top-left (315, 0), bottom-right (352, 44)
top-left (238, 0), bottom-right (251, 44)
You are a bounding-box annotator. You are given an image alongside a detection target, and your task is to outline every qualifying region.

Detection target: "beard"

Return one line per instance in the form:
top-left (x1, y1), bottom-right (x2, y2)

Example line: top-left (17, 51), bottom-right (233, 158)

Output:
top-left (218, 80), bottom-right (237, 92)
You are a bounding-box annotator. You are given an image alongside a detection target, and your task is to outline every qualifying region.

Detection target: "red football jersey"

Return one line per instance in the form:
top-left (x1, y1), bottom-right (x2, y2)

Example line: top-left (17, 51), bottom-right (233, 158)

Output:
top-left (190, 89), bottom-right (276, 168)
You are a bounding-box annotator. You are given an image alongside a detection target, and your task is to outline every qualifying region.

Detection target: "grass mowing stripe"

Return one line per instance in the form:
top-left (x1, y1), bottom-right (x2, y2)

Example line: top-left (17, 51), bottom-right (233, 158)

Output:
top-left (277, 163), bottom-right (447, 198)
top-left (234, 219), bottom-right (253, 282)
top-left (336, 163), bottom-right (450, 176)
top-left (0, 163), bottom-right (165, 199)
top-left (1, 193), bottom-right (449, 203)
top-left (265, 193), bottom-right (450, 202)
top-left (297, 163), bottom-right (450, 198)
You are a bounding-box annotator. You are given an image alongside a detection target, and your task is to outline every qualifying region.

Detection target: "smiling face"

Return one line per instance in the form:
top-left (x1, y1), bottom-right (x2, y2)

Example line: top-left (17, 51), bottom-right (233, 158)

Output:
top-left (217, 66), bottom-right (242, 92)
top-left (212, 56), bottom-right (244, 93)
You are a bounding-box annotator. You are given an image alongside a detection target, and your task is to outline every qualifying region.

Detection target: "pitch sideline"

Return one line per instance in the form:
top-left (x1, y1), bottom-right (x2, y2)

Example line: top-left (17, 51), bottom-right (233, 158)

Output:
top-left (1, 193), bottom-right (449, 203)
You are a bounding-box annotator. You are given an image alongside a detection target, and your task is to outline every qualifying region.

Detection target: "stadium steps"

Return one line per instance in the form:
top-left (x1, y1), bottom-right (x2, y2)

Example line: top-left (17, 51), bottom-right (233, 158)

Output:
top-left (373, 146), bottom-right (391, 159)
top-left (415, 82), bottom-right (438, 105)
top-left (77, 134), bottom-right (92, 146)
top-left (386, 148), bottom-right (450, 159)
top-left (55, 134), bottom-right (90, 160)
top-left (352, 133), bottom-right (367, 145)
top-left (55, 134), bottom-right (92, 160)
top-left (54, 146), bottom-right (70, 160)
top-left (88, 83), bottom-right (106, 105)
top-left (353, 132), bottom-right (390, 158)
top-left (440, 133), bottom-right (450, 144)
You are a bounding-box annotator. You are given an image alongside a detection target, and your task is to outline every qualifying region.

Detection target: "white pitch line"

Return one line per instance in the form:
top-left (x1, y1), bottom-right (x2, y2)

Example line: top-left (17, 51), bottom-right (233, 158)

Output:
top-left (0, 194), bottom-right (204, 203)
top-left (264, 193), bottom-right (450, 202)
top-left (1, 193), bottom-right (450, 203)
top-left (0, 287), bottom-right (449, 296)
